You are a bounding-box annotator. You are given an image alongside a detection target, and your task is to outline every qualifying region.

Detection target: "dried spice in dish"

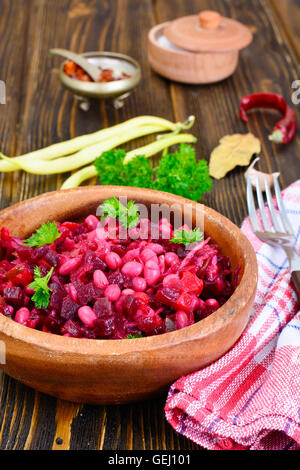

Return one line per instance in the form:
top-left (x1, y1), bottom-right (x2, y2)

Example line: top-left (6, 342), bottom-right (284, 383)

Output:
top-left (63, 60), bottom-right (132, 82)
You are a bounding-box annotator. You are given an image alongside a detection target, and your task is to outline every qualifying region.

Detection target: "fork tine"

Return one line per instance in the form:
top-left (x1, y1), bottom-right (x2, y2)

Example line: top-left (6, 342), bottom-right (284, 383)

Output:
top-left (264, 175), bottom-right (282, 232)
top-left (246, 176), bottom-right (260, 232)
top-left (273, 175), bottom-right (294, 235)
top-left (255, 175), bottom-right (272, 231)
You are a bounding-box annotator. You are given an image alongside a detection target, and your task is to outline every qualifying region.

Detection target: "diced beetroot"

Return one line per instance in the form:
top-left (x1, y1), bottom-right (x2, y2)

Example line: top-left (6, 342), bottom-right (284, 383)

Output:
top-left (110, 244), bottom-right (126, 257)
top-left (0, 260), bottom-right (13, 271)
top-left (70, 263), bottom-right (93, 285)
top-left (164, 315), bottom-right (177, 332)
top-left (38, 259), bottom-right (52, 271)
top-left (49, 287), bottom-right (66, 312)
top-left (44, 250), bottom-right (61, 268)
top-left (79, 325), bottom-right (97, 339)
top-left (2, 305), bottom-right (14, 317)
top-left (93, 297), bottom-right (113, 318)
top-left (60, 237), bottom-right (76, 252)
top-left (16, 245), bottom-right (37, 263)
top-left (61, 319), bottom-right (82, 337)
top-left (35, 245), bottom-right (49, 259)
top-left (84, 251), bottom-right (107, 271)
top-left (107, 270), bottom-right (124, 288)
top-left (155, 287), bottom-right (180, 307)
top-left (76, 282), bottom-right (96, 305)
top-left (60, 296), bottom-right (79, 320)
top-left (93, 317), bottom-right (115, 337)
top-left (122, 295), bottom-right (141, 320)
top-left (176, 245), bottom-right (188, 258)
top-left (135, 305), bottom-right (163, 335)
top-left (3, 286), bottom-right (23, 306)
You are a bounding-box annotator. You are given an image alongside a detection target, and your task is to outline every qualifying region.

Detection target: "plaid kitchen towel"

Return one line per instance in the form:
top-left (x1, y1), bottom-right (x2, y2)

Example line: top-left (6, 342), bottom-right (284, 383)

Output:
top-left (165, 180), bottom-right (300, 450)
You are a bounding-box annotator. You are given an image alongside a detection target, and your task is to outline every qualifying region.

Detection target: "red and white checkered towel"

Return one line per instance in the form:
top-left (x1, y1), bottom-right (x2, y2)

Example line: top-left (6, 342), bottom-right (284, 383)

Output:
top-left (165, 180), bottom-right (300, 450)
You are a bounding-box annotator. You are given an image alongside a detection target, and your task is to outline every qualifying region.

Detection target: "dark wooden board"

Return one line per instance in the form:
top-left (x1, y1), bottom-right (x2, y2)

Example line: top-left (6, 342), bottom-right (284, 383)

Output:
top-left (0, 0), bottom-right (299, 450)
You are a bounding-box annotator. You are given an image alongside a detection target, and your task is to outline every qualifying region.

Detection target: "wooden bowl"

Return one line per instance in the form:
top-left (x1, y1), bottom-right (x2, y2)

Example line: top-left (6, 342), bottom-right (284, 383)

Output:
top-left (0, 187), bottom-right (257, 404)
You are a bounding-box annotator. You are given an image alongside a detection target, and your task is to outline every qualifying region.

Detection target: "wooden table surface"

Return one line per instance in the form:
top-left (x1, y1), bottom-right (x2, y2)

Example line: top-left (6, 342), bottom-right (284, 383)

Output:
top-left (0, 0), bottom-right (299, 451)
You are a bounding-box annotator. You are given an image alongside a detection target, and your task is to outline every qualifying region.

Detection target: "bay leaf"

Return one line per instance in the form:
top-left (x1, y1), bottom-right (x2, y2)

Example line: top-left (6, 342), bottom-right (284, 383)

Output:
top-left (209, 133), bottom-right (261, 179)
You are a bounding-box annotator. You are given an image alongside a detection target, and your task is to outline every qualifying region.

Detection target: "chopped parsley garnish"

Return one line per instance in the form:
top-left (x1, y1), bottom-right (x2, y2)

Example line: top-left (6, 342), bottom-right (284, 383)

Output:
top-left (170, 228), bottom-right (204, 246)
top-left (23, 221), bottom-right (61, 247)
top-left (99, 196), bottom-right (139, 228)
top-left (28, 266), bottom-right (54, 309)
top-left (126, 333), bottom-right (143, 339)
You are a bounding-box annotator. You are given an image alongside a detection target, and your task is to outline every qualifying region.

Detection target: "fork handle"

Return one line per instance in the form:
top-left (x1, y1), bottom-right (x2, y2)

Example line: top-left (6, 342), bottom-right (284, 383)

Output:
top-left (291, 271), bottom-right (300, 302)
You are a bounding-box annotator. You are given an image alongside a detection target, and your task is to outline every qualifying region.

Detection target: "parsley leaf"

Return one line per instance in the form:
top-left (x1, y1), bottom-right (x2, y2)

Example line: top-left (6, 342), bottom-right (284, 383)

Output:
top-left (28, 266), bottom-right (54, 309)
top-left (170, 228), bottom-right (204, 246)
top-left (126, 333), bottom-right (143, 339)
top-left (99, 196), bottom-right (140, 228)
top-left (94, 145), bottom-right (212, 202)
top-left (23, 221), bottom-right (61, 247)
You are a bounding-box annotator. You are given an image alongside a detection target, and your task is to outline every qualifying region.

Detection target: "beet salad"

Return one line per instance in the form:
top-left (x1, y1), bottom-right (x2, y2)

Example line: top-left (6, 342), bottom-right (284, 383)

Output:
top-left (0, 197), bottom-right (237, 339)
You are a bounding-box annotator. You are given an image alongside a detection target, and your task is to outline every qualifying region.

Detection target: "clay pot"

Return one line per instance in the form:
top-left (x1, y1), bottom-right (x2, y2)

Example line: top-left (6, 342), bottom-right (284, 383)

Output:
top-left (0, 186), bottom-right (257, 404)
top-left (148, 10), bottom-right (253, 84)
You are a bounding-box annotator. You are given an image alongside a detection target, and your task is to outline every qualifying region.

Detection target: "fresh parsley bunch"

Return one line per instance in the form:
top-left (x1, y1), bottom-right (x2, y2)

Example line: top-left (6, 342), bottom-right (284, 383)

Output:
top-left (94, 149), bottom-right (154, 189)
top-left (94, 144), bottom-right (212, 201)
top-left (152, 144), bottom-right (212, 201)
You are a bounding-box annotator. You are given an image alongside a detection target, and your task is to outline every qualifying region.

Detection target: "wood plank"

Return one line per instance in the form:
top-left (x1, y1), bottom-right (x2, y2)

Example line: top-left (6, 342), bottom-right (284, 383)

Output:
top-left (154, 0), bottom-right (300, 227)
top-left (0, 0), bottom-right (32, 208)
top-left (270, 0), bottom-right (300, 60)
top-left (0, 0), bottom-right (41, 451)
top-left (0, 0), bottom-right (194, 451)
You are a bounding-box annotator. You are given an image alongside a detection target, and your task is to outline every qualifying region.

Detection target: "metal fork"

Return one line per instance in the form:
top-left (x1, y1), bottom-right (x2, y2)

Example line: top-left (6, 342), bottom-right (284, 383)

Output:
top-left (247, 174), bottom-right (300, 299)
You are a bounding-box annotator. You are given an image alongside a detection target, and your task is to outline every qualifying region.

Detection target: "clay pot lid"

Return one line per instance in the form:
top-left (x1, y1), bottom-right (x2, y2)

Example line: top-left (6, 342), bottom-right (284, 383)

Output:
top-left (164, 10), bottom-right (253, 53)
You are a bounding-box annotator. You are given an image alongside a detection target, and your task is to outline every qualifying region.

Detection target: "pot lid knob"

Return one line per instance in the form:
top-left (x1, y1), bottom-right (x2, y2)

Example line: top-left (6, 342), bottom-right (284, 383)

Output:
top-left (198, 10), bottom-right (221, 30)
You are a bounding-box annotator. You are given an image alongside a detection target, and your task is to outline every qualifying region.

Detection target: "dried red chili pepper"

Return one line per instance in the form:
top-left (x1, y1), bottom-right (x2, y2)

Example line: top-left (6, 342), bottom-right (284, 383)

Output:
top-left (239, 92), bottom-right (297, 144)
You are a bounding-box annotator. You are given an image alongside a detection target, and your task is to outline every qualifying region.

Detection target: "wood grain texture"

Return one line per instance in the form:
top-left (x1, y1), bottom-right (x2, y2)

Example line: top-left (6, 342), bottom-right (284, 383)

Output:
top-left (270, 0), bottom-right (300, 61)
top-left (0, 0), bottom-right (299, 450)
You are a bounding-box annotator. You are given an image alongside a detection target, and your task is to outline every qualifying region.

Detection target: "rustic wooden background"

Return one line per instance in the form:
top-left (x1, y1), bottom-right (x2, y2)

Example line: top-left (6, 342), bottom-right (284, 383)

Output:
top-left (0, 0), bottom-right (299, 450)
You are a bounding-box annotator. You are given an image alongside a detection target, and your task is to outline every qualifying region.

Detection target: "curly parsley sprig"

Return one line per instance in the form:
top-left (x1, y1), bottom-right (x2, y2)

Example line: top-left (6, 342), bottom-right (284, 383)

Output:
top-left (170, 228), bottom-right (204, 246)
top-left (23, 221), bottom-right (61, 247)
top-left (28, 266), bottom-right (54, 309)
top-left (99, 196), bottom-right (140, 228)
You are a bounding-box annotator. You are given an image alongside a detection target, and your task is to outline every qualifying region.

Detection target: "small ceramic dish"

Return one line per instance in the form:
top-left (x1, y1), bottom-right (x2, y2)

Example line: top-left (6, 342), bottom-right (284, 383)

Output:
top-left (148, 10), bottom-right (253, 84)
top-left (58, 52), bottom-right (141, 110)
top-left (0, 187), bottom-right (257, 404)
